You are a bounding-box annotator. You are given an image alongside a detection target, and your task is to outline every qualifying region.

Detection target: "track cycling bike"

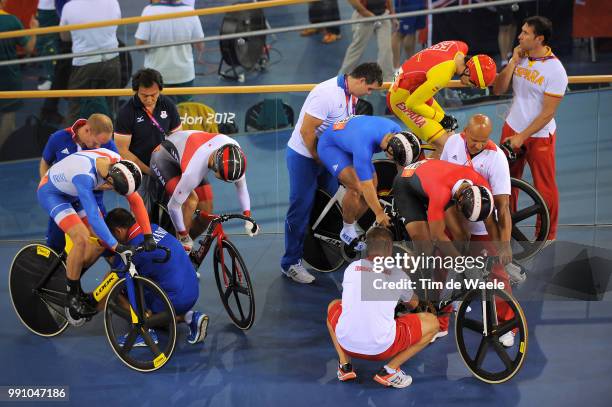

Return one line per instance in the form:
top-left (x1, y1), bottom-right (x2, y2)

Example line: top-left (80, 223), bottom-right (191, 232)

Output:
top-left (9, 242), bottom-right (177, 372)
top-left (303, 158), bottom-right (550, 273)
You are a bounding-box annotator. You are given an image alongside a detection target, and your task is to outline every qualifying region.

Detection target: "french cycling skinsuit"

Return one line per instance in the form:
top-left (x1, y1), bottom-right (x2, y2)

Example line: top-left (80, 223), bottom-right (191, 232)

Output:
top-left (37, 148), bottom-right (152, 248)
top-left (41, 119), bottom-right (118, 251)
top-left (317, 115), bottom-right (401, 181)
top-left (393, 159), bottom-right (491, 224)
top-left (387, 40), bottom-right (468, 142)
top-left (108, 223), bottom-right (198, 314)
top-left (149, 130), bottom-right (251, 234)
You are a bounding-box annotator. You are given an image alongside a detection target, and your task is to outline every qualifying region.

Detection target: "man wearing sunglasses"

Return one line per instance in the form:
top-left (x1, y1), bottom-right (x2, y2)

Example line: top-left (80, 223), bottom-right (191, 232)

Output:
top-left (387, 40), bottom-right (497, 155)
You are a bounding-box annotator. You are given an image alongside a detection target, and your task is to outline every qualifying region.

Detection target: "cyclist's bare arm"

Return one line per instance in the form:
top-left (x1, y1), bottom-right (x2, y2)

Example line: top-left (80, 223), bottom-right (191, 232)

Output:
top-left (361, 180), bottom-right (389, 226)
top-left (429, 219), bottom-right (462, 258)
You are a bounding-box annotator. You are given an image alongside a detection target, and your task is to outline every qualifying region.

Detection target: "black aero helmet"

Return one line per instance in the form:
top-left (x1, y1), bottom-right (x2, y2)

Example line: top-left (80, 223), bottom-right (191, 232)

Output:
top-left (214, 144), bottom-right (246, 182)
top-left (387, 131), bottom-right (421, 166)
top-left (109, 160), bottom-right (142, 196)
top-left (458, 184), bottom-right (494, 222)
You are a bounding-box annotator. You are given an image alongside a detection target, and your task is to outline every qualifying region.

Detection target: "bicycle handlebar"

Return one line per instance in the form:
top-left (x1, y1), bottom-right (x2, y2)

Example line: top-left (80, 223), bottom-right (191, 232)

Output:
top-left (203, 213), bottom-right (258, 235)
top-left (113, 244), bottom-right (171, 272)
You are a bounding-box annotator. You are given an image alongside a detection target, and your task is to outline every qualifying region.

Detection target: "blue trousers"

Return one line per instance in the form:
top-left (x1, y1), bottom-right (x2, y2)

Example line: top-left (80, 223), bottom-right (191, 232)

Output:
top-left (281, 147), bottom-right (338, 270)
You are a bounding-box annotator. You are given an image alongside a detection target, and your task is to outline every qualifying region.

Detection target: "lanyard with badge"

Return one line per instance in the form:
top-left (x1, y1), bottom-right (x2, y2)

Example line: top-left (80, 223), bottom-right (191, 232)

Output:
top-left (333, 75), bottom-right (357, 130)
top-left (142, 107), bottom-right (169, 138)
top-left (337, 74), bottom-right (357, 118)
top-left (463, 137), bottom-right (474, 169)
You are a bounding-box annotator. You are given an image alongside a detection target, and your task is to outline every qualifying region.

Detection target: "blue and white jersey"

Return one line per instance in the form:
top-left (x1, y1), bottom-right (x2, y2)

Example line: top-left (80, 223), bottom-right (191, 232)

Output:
top-left (46, 148), bottom-right (120, 196)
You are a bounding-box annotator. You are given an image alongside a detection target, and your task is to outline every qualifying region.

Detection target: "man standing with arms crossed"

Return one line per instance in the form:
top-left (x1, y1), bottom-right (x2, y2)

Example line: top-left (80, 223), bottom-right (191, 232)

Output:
top-left (494, 16), bottom-right (567, 241)
top-left (281, 63), bottom-right (383, 284)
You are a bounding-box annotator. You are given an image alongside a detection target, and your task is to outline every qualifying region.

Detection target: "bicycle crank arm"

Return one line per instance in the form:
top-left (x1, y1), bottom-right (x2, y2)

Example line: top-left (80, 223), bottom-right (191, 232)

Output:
top-left (313, 233), bottom-right (343, 249)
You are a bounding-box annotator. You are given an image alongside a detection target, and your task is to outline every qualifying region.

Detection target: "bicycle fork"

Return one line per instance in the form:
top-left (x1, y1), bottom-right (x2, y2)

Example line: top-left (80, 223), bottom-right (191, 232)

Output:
top-left (92, 266), bottom-right (141, 324)
top-left (480, 289), bottom-right (499, 337)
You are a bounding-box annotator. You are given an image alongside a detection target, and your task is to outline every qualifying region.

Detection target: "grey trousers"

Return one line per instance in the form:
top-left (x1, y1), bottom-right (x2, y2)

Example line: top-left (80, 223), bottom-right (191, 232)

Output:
top-left (67, 56), bottom-right (121, 123)
top-left (338, 11), bottom-right (394, 82)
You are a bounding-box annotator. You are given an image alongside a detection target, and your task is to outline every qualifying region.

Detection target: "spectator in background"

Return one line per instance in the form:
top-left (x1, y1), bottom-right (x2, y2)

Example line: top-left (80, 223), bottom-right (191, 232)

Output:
top-left (300, 0), bottom-right (341, 44)
top-left (60, 0), bottom-right (121, 123)
top-left (495, 2), bottom-right (521, 66)
top-left (135, 0), bottom-right (204, 104)
top-left (392, 0), bottom-right (424, 72)
top-left (114, 69), bottom-right (182, 217)
top-left (40, 0), bottom-right (73, 125)
top-left (339, 0), bottom-right (395, 82)
top-left (36, 0), bottom-right (59, 91)
top-left (0, 0), bottom-right (37, 148)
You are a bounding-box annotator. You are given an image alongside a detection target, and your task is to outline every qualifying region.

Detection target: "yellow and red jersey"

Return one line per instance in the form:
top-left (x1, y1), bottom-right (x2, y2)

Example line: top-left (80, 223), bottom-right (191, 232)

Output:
top-left (391, 40), bottom-right (468, 122)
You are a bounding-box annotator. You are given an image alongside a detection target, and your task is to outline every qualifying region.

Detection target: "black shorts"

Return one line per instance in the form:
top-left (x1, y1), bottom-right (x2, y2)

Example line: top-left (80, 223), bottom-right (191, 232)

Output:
top-left (392, 174), bottom-right (428, 225)
top-left (150, 140), bottom-right (209, 196)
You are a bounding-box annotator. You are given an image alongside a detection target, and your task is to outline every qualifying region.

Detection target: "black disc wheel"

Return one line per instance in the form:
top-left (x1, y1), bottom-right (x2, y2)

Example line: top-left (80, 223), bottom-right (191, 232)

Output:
top-left (104, 276), bottom-right (177, 372)
top-left (9, 244), bottom-right (69, 337)
top-left (455, 288), bottom-right (528, 383)
top-left (213, 239), bottom-right (255, 330)
top-left (510, 178), bottom-right (550, 260)
top-left (303, 189), bottom-right (345, 272)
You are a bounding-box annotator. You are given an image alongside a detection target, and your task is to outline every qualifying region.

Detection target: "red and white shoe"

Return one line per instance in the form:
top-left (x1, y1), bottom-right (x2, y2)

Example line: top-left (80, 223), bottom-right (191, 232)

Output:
top-left (374, 367), bottom-right (412, 388)
top-left (337, 362), bottom-right (357, 382)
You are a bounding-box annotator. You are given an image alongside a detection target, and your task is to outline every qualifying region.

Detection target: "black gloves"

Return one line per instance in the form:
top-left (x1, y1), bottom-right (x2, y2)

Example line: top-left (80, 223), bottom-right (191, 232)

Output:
top-left (143, 234), bottom-right (156, 252)
top-left (115, 243), bottom-right (135, 255)
top-left (440, 115), bottom-right (458, 132)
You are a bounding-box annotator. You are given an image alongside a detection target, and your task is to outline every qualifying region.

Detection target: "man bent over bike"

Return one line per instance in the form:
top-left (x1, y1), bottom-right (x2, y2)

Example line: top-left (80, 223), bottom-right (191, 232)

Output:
top-left (37, 148), bottom-right (155, 324)
top-left (317, 115), bottom-right (421, 250)
top-left (392, 159), bottom-right (497, 340)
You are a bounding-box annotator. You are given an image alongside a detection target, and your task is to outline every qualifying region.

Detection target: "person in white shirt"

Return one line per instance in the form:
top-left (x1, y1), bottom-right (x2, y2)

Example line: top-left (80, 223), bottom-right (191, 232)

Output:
top-left (60, 0), bottom-right (122, 123)
top-left (36, 0), bottom-right (58, 91)
top-left (326, 227), bottom-right (439, 388)
top-left (135, 0), bottom-right (204, 104)
top-left (281, 63), bottom-right (383, 284)
top-left (440, 114), bottom-right (516, 347)
top-left (493, 16), bottom-right (567, 242)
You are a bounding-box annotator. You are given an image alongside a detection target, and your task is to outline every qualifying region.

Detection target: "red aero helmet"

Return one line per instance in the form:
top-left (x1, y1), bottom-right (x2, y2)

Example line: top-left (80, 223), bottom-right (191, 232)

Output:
top-left (215, 144), bottom-right (247, 181)
top-left (467, 55), bottom-right (497, 89)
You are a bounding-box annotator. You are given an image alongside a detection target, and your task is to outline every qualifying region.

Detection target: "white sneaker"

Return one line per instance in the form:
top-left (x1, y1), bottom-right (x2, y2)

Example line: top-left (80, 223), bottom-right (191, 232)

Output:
top-left (374, 367), bottom-right (413, 388)
top-left (340, 227), bottom-right (366, 251)
top-left (452, 301), bottom-right (471, 313)
top-left (430, 330), bottom-right (448, 343)
top-left (281, 262), bottom-right (315, 284)
top-left (499, 331), bottom-right (515, 347)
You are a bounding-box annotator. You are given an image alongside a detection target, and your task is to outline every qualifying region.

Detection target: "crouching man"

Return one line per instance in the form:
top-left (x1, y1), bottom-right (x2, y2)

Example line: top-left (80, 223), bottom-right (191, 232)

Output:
top-left (326, 226), bottom-right (439, 388)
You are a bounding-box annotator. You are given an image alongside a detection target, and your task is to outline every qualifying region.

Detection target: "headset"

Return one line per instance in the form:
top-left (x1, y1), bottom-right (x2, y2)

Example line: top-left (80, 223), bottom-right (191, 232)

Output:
top-left (131, 68), bottom-right (164, 92)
